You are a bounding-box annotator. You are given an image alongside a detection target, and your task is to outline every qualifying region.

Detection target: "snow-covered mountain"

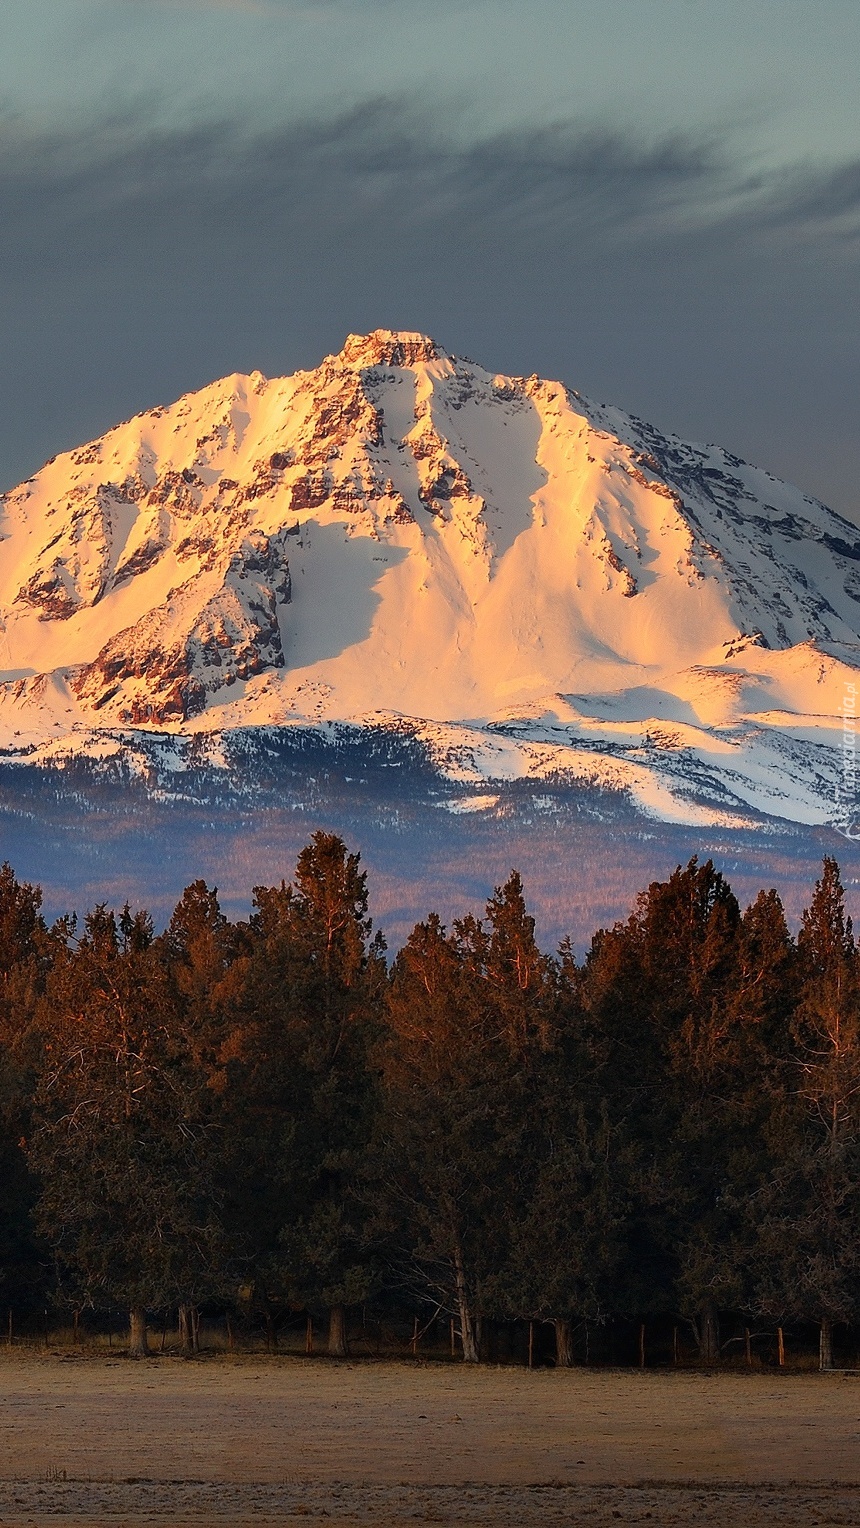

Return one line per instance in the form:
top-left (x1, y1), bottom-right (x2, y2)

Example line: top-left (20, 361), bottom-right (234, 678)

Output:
top-left (1, 328), bottom-right (858, 829)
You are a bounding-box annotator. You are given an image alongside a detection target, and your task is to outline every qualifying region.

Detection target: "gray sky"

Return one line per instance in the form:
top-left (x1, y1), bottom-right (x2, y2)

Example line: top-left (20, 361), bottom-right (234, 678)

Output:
top-left (2, 0), bottom-right (859, 516)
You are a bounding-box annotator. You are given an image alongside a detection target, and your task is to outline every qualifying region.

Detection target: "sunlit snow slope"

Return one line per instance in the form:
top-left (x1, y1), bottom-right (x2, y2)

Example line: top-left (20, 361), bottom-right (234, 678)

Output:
top-left (1, 329), bottom-right (858, 827)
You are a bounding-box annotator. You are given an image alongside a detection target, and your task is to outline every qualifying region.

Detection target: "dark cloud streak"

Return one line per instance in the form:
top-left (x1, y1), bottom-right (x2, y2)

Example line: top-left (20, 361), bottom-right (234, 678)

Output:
top-left (1, 104), bottom-right (858, 516)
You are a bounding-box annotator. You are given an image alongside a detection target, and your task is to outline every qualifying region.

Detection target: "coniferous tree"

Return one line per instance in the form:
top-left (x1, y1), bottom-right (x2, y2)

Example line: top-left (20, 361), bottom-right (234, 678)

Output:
top-left (219, 833), bottom-right (384, 1354)
top-left (580, 859), bottom-right (746, 1359)
top-left (153, 881), bottom-right (243, 1348)
top-left (379, 913), bottom-right (497, 1361)
top-left (30, 905), bottom-right (223, 1353)
top-left (5, 838), bottom-right (860, 1372)
top-left (0, 865), bottom-right (57, 1310)
top-left (720, 888), bottom-right (799, 1321)
top-left (159, 881), bottom-right (241, 1055)
top-left (774, 858), bottom-right (860, 1367)
top-left (501, 1084), bottom-right (631, 1363)
top-left (377, 875), bottom-right (553, 1361)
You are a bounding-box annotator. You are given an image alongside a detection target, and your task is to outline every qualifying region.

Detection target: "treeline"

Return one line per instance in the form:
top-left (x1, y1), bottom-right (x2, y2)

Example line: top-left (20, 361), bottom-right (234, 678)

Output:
top-left (1, 835), bottom-right (859, 1369)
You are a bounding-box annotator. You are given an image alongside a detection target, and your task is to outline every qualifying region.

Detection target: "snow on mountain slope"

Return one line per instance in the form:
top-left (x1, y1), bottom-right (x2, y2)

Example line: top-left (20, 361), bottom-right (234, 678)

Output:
top-left (0, 329), bottom-right (857, 828)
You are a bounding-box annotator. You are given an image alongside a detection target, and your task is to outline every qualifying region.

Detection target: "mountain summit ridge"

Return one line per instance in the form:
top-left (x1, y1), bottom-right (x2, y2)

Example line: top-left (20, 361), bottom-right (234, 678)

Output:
top-left (0, 329), bottom-right (857, 828)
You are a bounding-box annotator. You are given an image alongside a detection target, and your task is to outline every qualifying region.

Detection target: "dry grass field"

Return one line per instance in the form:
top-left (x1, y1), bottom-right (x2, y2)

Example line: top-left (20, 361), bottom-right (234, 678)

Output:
top-left (1, 1354), bottom-right (859, 1527)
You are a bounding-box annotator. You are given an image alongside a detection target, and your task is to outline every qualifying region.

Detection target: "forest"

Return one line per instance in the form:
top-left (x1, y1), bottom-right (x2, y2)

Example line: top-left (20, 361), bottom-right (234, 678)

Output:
top-left (0, 833), bottom-right (858, 1371)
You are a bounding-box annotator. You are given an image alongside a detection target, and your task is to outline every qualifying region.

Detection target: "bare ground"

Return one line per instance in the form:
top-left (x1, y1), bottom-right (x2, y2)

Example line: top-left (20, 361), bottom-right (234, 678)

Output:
top-left (1, 1354), bottom-right (859, 1526)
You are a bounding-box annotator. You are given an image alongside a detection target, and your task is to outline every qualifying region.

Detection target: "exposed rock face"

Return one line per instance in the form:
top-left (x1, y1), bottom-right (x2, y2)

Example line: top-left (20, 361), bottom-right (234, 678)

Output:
top-left (339, 331), bottom-right (440, 368)
top-left (14, 479), bottom-right (146, 618)
top-left (72, 531), bottom-right (292, 723)
top-left (1, 327), bottom-right (860, 828)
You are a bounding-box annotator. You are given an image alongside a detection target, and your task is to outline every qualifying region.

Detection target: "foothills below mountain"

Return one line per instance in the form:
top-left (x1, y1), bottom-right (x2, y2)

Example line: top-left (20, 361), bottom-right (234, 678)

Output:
top-left (1, 329), bottom-right (858, 834)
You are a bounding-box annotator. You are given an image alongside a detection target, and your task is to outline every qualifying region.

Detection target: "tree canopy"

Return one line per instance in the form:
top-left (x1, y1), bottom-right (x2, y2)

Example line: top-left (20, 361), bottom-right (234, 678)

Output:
top-left (1, 846), bottom-right (858, 1369)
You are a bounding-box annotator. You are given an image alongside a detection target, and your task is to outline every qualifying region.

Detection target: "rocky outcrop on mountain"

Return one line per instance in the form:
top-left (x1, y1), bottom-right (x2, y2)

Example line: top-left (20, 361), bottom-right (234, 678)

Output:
top-left (340, 331), bottom-right (440, 368)
top-left (0, 328), bottom-right (858, 827)
top-left (71, 530), bottom-right (292, 723)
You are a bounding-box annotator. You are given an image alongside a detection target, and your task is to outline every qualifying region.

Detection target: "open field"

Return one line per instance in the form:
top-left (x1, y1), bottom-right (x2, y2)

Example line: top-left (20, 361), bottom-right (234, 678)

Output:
top-left (1, 1356), bottom-right (860, 1526)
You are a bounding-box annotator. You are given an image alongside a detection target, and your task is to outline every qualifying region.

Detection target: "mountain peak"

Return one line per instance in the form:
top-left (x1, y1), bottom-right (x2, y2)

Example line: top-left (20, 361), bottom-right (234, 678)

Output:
top-left (0, 334), bottom-right (858, 828)
top-left (337, 330), bottom-right (442, 369)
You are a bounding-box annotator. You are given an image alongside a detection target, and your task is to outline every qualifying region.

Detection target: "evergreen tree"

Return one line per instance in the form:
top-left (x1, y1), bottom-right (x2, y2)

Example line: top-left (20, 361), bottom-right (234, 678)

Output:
top-left (0, 864), bottom-right (55, 1311)
top-left (580, 859), bottom-right (748, 1359)
top-left (29, 905), bottom-right (223, 1353)
top-left (498, 1077), bottom-right (631, 1364)
top-left (218, 834), bottom-right (383, 1354)
top-left (160, 880), bottom-right (238, 1042)
top-left (5, 840), bottom-right (860, 1372)
top-left (770, 858), bottom-right (860, 1367)
top-left (153, 881), bottom-right (242, 1347)
top-left (377, 875), bottom-right (553, 1361)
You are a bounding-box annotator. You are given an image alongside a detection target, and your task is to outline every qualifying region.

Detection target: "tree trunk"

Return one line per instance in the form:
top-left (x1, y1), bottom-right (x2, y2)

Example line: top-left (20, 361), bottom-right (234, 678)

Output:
top-left (265, 1310), bottom-right (278, 1351)
top-left (820, 1316), bottom-right (834, 1371)
top-left (459, 1312), bottom-right (479, 1364)
top-left (554, 1318), bottom-right (574, 1368)
top-left (129, 1307), bottom-right (149, 1358)
top-left (700, 1300), bottom-right (720, 1365)
top-left (452, 1239), bottom-right (479, 1362)
top-left (179, 1304), bottom-right (198, 1355)
top-left (328, 1304), bottom-right (348, 1357)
